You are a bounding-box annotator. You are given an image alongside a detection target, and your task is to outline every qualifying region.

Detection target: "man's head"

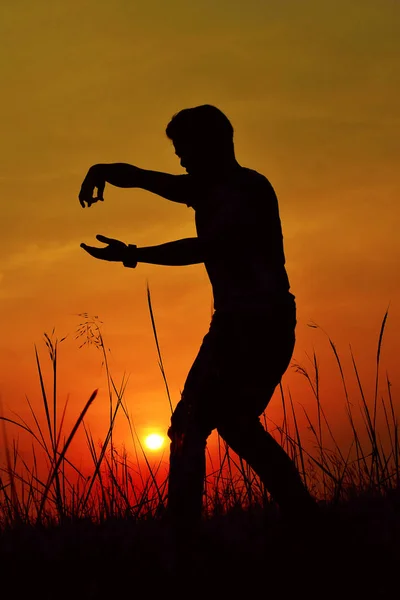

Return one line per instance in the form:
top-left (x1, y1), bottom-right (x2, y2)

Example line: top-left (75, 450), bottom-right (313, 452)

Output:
top-left (166, 104), bottom-right (236, 176)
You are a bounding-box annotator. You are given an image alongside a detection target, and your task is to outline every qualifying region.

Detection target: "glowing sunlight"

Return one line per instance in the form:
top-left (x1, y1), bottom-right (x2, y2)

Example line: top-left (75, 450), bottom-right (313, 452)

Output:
top-left (144, 433), bottom-right (165, 451)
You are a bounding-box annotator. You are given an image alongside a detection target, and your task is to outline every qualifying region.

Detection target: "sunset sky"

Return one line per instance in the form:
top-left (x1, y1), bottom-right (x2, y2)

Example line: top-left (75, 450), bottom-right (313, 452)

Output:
top-left (1, 0), bottom-right (399, 471)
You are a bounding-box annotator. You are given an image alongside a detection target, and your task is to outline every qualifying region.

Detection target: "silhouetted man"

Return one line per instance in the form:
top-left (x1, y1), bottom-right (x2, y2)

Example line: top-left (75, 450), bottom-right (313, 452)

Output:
top-left (79, 105), bottom-right (317, 539)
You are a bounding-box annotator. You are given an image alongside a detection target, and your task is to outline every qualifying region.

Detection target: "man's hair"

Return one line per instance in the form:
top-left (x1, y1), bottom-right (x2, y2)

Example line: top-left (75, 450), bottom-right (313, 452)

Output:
top-left (166, 104), bottom-right (234, 150)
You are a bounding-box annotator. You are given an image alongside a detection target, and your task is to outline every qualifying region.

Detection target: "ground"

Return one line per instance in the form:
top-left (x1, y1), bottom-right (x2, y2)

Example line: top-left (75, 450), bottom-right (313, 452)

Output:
top-left (1, 493), bottom-right (398, 600)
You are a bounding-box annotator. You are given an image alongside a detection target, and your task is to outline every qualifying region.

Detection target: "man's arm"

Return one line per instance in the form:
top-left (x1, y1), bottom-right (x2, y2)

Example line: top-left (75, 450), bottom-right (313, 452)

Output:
top-left (124, 237), bottom-right (204, 267)
top-left (81, 235), bottom-right (205, 267)
top-left (80, 163), bottom-right (194, 207)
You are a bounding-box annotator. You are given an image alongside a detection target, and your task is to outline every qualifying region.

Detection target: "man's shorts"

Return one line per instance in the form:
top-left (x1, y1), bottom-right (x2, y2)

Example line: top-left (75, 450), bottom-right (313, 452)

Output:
top-left (176, 301), bottom-right (297, 433)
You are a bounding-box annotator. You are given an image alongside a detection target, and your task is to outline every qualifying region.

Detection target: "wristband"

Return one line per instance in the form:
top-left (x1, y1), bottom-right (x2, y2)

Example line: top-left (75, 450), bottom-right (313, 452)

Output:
top-left (122, 244), bottom-right (138, 268)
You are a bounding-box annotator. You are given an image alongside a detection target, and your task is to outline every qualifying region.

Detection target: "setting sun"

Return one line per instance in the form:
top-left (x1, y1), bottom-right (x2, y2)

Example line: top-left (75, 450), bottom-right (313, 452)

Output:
top-left (144, 434), bottom-right (165, 451)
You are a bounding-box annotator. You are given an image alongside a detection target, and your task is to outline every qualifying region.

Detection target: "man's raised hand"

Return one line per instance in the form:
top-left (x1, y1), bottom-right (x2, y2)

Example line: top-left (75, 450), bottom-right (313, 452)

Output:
top-left (79, 165), bottom-right (106, 208)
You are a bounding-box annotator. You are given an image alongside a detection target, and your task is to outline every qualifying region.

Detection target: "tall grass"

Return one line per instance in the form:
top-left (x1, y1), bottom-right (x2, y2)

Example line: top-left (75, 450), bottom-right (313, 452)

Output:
top-left (0, 294), bottom-right (398, 530)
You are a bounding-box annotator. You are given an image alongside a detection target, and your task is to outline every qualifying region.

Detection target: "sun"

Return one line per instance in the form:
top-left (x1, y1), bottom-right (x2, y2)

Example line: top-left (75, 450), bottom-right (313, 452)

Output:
top-left (144, 433), bottom-right (165, 451)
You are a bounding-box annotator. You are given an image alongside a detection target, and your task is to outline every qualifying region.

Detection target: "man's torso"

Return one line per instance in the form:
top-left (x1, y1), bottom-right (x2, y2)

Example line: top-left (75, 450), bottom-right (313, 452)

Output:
top-left (187, 166), bottom-right (295, 314)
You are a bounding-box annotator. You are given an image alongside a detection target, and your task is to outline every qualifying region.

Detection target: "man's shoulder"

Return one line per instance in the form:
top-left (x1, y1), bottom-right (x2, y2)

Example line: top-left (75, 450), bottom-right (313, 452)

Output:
top-left (240, 167), bottom-right (275, 191)
top-left (234, 168), bottom-right (278, 213)
top-left (188, 167), bottom-right (275, 211)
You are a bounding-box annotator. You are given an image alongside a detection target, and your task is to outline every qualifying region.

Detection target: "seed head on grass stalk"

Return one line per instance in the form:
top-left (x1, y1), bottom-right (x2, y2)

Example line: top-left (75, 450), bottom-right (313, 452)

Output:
top-left (35, 330), bottom-right (70, 519)
top-left (75, 313), bottom-right (121, 510)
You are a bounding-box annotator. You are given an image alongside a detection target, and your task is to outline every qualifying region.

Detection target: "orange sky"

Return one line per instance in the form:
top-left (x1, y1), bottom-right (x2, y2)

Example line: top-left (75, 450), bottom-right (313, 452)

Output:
top-left (1, 0), bottom-right (399, 474)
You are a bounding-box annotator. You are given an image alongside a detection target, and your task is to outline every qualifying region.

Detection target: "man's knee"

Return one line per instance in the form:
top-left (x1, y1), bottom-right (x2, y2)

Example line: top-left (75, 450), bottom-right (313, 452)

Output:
top-left (168, 402), bottom-right (185, 457)
top-left (168, 399), bottom-right (190, 438)
top-left (168, 398), bottom-right (208, 458)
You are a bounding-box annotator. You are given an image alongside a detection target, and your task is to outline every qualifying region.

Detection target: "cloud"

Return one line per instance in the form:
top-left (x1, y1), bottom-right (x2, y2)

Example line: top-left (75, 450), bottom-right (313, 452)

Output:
top-left (3, 241), bottom-right (79, 272)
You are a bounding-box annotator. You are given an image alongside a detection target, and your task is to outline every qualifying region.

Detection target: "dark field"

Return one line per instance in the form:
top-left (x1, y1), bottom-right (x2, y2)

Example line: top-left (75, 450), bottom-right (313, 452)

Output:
top-left (1, 491), bottom-right (399, 599)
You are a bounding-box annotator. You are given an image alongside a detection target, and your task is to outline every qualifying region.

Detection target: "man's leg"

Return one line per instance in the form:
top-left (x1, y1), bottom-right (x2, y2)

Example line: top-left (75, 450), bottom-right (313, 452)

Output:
top-left (217, 414), bottom-right (317, 519)
top-left (212, 305), bottom-right (317, 518)
top-left (166, 326), bottom-right (217, 537)
top-left (167, 399), bottom-right (211, 532)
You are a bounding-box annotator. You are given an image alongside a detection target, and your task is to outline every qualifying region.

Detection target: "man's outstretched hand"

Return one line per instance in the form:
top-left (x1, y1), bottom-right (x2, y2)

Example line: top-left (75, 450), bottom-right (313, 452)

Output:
top-left (79, 165), bottom-right (106, 208)
top-left (80, 235), bottom-right (128, 262)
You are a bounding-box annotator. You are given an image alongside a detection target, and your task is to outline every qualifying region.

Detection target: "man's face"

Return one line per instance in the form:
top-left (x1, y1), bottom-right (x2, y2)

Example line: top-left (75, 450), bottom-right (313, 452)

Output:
top-left (173, 139), bottom-right (210, 176)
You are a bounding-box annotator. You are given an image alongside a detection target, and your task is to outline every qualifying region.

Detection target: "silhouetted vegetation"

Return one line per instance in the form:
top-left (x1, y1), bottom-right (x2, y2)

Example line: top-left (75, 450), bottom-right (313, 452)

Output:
top-left (0, 293), bottom-right (398, 599)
